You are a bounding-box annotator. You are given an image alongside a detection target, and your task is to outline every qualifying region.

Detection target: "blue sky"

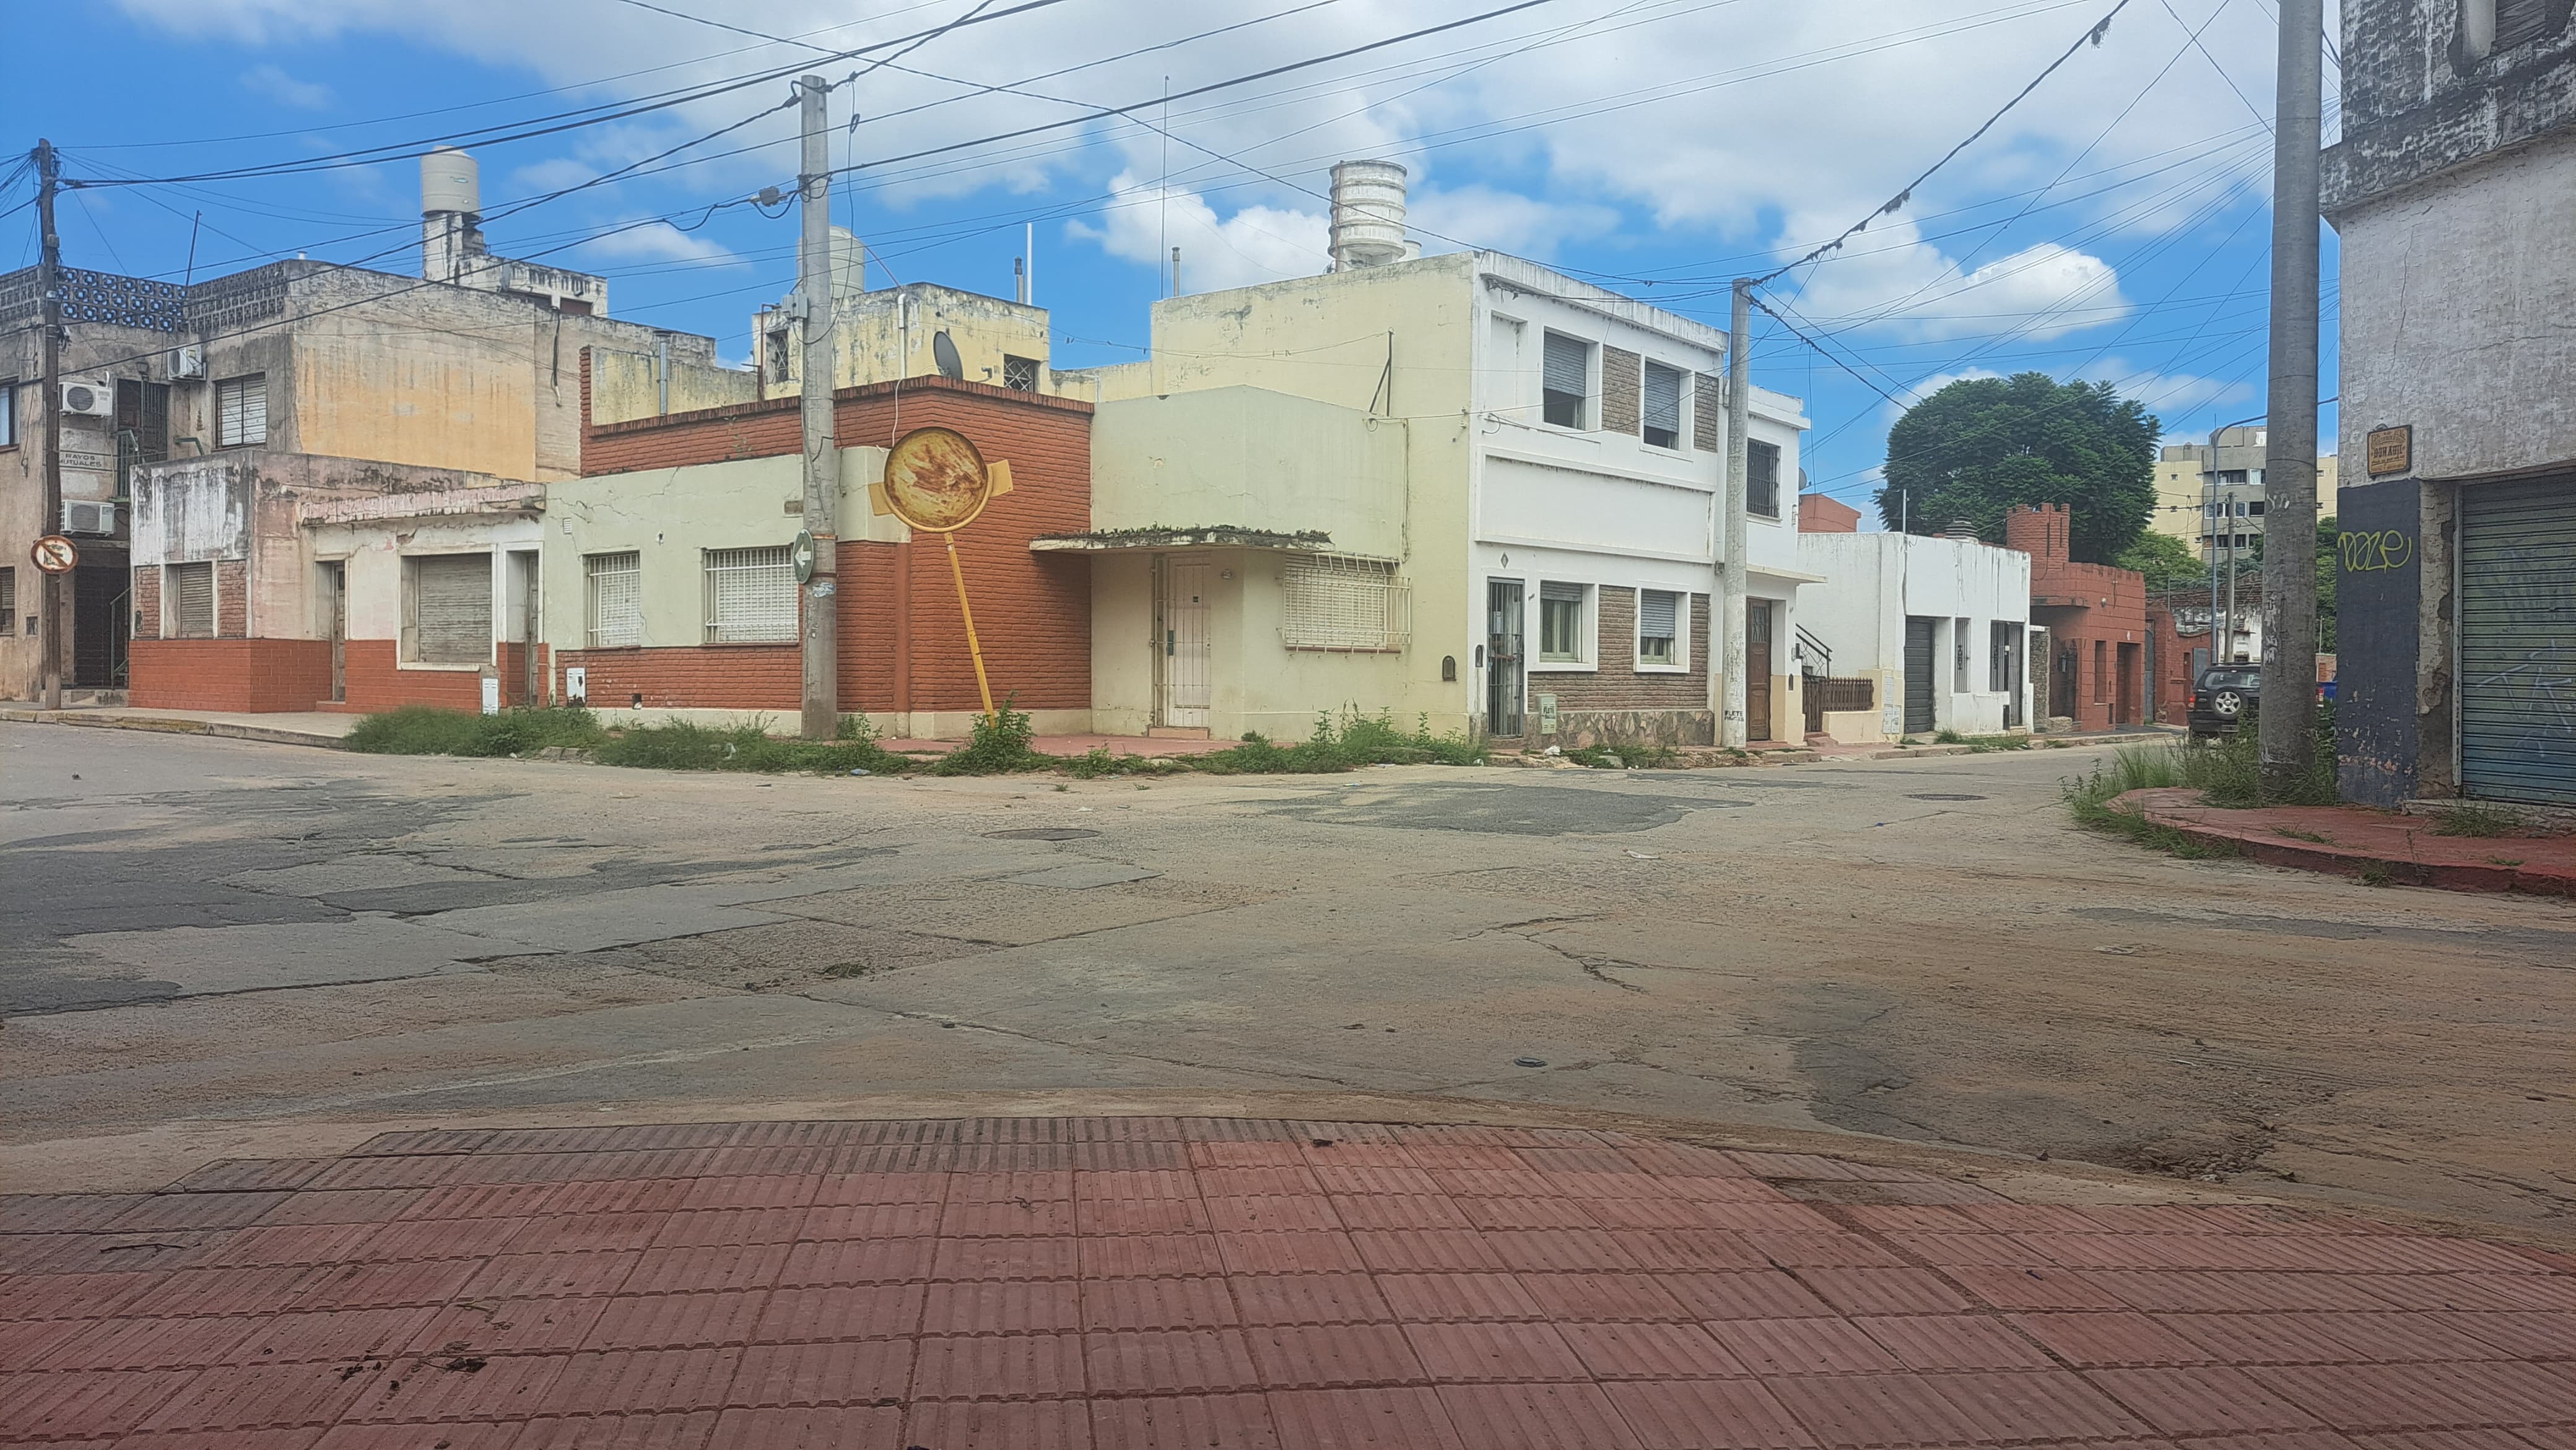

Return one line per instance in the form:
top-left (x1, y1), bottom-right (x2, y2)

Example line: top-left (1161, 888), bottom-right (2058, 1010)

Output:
top-left (5, 0), bottom-right (2339, 520)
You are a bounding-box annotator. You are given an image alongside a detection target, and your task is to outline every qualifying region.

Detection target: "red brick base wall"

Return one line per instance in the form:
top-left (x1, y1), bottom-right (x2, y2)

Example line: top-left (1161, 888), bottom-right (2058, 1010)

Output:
top-left (555, 645), bottom-right (801, 712)
top-left (342, 639), bottom-right (485, 714)
top-left (129, 638), bottom-right (334, 713)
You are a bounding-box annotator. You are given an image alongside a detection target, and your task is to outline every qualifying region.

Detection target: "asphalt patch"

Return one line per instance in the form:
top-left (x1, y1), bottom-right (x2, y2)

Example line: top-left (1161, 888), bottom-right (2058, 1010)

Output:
top-left (1264, 783), bottom-right (1747, 836)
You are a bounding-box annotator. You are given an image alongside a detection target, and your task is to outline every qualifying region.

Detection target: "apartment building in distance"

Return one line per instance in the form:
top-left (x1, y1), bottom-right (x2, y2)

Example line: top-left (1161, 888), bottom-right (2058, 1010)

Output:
top-left (2150, 425), bottom-right (2339, 559)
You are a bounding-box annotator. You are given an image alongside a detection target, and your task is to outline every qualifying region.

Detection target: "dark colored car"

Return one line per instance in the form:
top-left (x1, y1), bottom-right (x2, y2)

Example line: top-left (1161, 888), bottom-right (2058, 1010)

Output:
top-left (2190, 666), bottom-right (2260, 739)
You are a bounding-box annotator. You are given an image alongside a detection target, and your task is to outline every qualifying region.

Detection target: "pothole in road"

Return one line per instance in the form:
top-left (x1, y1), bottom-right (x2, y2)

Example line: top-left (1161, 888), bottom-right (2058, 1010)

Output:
top-left (983, 828), bottom-right (1102, 840)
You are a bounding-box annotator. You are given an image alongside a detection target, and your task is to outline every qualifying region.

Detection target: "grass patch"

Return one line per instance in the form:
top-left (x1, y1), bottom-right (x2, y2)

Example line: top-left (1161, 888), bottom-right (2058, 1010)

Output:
top-left (595, 716), bottom-right (905, 776)
top-left (1562, 742), bottom-right (1679, 770)
top-left (2487, 856), bottom-right (2526, 867)
top-left (924, 703), bottom-right (1053, 776)
top-left (1194, 709), bottom-right (1486, 775)
top-left (2431, 801), bottom-right (2532, 838)
top-left (346, 705), bottom-right (607, 758)
top-left (1933, 727), bottom-right (1965, 745)
top-left (2060, 744), bottom-right (2239, 860)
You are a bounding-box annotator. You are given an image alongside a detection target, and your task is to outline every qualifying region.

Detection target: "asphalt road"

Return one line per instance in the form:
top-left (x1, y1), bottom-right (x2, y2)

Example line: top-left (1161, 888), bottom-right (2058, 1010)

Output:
top-left (3, 722), bottom-right (2569, 1240)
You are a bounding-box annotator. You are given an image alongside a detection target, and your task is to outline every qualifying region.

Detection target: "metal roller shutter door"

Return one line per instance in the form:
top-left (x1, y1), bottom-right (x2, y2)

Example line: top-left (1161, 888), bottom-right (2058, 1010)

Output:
top-left (1903, 616), bottom-right (1937, 734)
top-left (414, 554), bottom-right (493, 665)
top-left (2459, 477), bottom-right (2576, 804)
top-left (169, 562), bottom-right (214, 639)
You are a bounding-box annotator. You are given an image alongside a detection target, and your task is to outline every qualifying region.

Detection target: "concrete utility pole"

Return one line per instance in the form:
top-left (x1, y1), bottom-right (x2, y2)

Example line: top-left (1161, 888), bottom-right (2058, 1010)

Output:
top-left (2259, 0), bottom-right (2324, 790)
top-left (35, 140), bottom-right (64, 711)
top-left (1718, 278), bottom-right (1753, 748)
top-left (796, 76), bottom-right (842, 741)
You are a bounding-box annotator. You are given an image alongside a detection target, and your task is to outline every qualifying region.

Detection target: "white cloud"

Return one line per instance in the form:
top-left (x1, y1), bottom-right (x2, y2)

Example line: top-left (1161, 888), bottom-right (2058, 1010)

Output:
top-left (2078, 360), bottom-right (2256, 418)
top-left (240, 63), bottom-right (332, 110)
top-left (1067, 173), bottom-right (1328, 292)
top-left (1409, 185), bottom-right (1617, 261)
top-left (577, 220), bottom-right (741, 267)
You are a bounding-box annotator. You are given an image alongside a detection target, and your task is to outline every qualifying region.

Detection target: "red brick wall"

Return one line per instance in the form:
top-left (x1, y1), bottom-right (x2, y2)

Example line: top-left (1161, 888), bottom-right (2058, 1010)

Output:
top-left (129, 639), bottom-right (333, 712)
top-left (342, 639), bottom-right (484, 713)
top-left (557, 645), bottom-right (802, 712)
top-left (215, 559), bottom-right (250, 639)
top-left (1799, 495), bottom-right (1861, 533)
top-left (133, 565), bottom-right (161, 640)
top-left (2146, 603), bottom-right (2198, 725)
top-left (496, 642), bottom-right (552, 708)
top-left (581, 371), bottom-right (1093, 715)
top-left (2010, 503), bottom-right (2149, 730)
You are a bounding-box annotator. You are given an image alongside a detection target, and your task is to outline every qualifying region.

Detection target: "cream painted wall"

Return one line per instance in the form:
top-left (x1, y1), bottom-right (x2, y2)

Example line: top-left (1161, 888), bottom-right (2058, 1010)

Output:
top-left (305, 517), bottom-right (542, 662)
top-left (1091, 388), bottom-right (1409, 558)
top-left (541, 446), bottom-right (895, 655)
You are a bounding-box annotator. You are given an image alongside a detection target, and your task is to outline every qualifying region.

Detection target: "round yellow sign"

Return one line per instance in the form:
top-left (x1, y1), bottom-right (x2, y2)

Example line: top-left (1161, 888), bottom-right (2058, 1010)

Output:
top-left (881, 426), bottom-right (992, 534)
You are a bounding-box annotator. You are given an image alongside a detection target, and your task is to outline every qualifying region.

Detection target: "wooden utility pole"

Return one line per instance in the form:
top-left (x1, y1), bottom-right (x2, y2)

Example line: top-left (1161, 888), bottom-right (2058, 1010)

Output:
top-left (796, 76), bottom-right (842, 740)
top-left (1718, 279), bottom-right (1752, 748)
top-left (36, 139), bottom-right (65, 711)
top-left (2260, 0), bottom-right (2325, 791)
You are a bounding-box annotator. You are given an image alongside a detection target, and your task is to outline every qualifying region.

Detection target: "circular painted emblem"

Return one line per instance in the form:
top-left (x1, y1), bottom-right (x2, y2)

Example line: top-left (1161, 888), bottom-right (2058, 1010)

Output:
top-left (881, 426), bottom-right (991, 534)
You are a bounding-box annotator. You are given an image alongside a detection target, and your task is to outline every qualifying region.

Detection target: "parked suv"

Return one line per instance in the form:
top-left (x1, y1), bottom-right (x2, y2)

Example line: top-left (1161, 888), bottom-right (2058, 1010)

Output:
top-left (2189, 665), bottom-right (2260, 739)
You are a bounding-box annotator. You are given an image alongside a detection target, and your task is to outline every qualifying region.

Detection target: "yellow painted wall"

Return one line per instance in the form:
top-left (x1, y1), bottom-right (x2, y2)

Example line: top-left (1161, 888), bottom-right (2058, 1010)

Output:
top-left (1091, 388), bottom-right (1409, 558)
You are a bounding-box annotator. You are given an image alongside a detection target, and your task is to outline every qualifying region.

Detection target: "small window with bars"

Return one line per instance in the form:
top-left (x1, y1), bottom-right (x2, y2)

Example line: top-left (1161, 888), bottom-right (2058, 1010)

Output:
top-left (1749, 440), bottom-right (1781, 519)
top-left (1637, 588), bottom-right (1682, 669)
top-left (0, 567), bottom-right (14, 635)
top-left (216, 374), bottom-right (268, 448)
top-left (1642, 362), bottom-right (1684, 449)
top-left (703, 545), bottom-right (798, 643)
top-left (167, 560), bottom-right (215, 639)
top-left (1541, 332), bottom-right (1590, 430)
top-left (586, 552), bottom-right (642, 648)
top-left (1538, 581), bottom-right (1588, 664)
top-left (1281, 555), bottom-right (1409, 652)
top-left (1002, 355), bottom-right (1039, 392)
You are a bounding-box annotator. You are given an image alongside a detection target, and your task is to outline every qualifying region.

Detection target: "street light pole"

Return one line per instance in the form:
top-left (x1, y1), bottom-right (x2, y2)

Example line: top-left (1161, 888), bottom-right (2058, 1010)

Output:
top-left (796, 76), bottom-right (842, 741)
top-left (2260, 0), bottom-right (2325, 790)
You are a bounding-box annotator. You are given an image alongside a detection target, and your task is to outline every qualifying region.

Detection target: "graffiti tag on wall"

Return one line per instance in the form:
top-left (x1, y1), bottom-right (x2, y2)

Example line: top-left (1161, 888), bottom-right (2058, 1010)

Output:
top-left (2338, 529), bottom-right (2414, 573)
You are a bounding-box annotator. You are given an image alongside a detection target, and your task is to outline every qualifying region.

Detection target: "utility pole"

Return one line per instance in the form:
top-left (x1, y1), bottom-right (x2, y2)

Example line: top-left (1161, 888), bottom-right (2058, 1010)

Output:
top-left (1718, 279), bottom-right (1753, 748)
top-left (35, 140), bottom-right (64, 712)
top-left (796, 76), bottom-right (842, 741)
top-left (2260, 0), bottom-right (2324, 791)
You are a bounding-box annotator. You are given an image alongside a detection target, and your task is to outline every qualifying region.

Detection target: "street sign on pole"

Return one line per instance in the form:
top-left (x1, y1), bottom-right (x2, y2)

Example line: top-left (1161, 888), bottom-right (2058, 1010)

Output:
top-left (31, 536), bottom-right (80, 574)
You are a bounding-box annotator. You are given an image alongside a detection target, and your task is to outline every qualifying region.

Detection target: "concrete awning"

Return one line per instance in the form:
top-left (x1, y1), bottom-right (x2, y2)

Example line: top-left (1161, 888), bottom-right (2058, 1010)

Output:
top-left (1032, 526), bottom-right (1348, 555)
top-left (299, 480), bottom-right (547, 526)
top-left (1746, 564), bottom-right (1828, 585)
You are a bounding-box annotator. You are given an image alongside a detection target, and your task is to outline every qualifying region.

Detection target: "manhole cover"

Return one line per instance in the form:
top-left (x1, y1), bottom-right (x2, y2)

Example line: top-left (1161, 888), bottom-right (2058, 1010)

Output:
top-left (1905, 792), bottom-right (1987, 801)
top-left (982, 827), bottom-right (1101, 841)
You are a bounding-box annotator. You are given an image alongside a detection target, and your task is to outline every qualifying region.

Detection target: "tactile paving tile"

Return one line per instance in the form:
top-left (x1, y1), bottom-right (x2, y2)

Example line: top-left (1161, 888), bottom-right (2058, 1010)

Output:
top-left (5, 1116), bottom-right (2573, 1448)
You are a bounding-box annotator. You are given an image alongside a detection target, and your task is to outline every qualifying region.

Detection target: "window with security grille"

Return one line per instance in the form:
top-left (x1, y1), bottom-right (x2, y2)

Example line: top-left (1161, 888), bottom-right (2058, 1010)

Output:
top-left (0, 567), bottom-right (14, 636)
top-left (1642, 362), bottom-right (1684, 449)
top-left (586, 552), bottom-right (642, 648)
top-left (167, 560), bottom-right (215, 639)
top-left (407, 554), bottom-right (492, 664)
top-left (1281, 555), bottom-right (1409, 652)
top-left (216, 374), bottom-right (267, 448)
top-left (1749, 440), bottom-right (1781, 518)
top-left (1541, 332), bottom-right (1590, 429)
top-left (1539, 581), bottom-right (1587, 663)
top-left (703, 546), bottom-right (797, 643)
top-left (1638, 588), bottom-right (1681, 667)
top-left (1003, 355), bottom-right (1039, 392)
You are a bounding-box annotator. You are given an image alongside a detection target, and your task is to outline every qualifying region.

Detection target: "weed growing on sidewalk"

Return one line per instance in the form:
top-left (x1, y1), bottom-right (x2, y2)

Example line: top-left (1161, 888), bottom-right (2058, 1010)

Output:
top-left (925, 703), bottom-right (1050, 776)
top-left (347, 705), bottom-right (607, 757)
top-left (596, 717), bottom-right (905, 776)
top-left (2432, 801), bottom-right (2533, 838)
top-left (1195, 709), bottom-right (1486, 775)
top-left (2061, 744), bottom-right (2239, 860)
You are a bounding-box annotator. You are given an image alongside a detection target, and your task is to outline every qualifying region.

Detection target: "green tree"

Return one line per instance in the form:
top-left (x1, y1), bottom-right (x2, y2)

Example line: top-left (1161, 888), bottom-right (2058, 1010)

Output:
top-left (1877, 372), bottom-right (2160, 562)
top-left (2115, 531), bottom-right (2204, 590)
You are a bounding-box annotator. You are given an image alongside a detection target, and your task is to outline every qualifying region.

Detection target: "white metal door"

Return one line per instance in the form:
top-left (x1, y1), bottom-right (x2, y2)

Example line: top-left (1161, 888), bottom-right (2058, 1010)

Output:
top-left (1157, 555), bottom-right (1212, 728)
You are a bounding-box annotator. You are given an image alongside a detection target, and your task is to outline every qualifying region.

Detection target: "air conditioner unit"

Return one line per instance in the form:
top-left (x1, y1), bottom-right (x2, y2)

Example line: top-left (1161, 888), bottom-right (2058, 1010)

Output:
top-left (169, 345), bottom-right (206, 380)
top-left (60, 378), bottom-right (114, 417)
top-left (63, 500), bottom-right (117, 536)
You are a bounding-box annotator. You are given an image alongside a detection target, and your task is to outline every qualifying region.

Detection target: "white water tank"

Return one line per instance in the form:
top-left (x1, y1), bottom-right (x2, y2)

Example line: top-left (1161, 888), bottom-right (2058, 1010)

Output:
top-left (1329, 160), bottom-right (1409, 270)
top-left (422, 147), bottom-right (481, 219)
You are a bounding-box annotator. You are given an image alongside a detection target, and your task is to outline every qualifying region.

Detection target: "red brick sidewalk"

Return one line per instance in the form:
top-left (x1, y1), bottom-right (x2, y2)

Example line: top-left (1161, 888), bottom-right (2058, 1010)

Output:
top-left (4, 1119), bottom-right (2571, 1448)
top-left (2117, 789), bottom-right (2576, 895)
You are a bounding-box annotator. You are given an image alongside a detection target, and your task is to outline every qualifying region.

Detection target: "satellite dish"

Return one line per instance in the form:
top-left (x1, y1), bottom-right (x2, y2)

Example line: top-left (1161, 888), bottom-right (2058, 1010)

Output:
top-left (931, 329), bottom-right (964, 380)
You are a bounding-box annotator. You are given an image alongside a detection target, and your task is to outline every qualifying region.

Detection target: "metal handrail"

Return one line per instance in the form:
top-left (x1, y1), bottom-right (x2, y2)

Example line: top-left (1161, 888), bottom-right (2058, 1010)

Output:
top-left (1795, 624), bottom-right (1832, 678)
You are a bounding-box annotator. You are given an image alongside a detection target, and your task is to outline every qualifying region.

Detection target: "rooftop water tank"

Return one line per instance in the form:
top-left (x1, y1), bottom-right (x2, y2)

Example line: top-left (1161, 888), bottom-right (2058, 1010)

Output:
top-left (422, 148), bottom-right (481, 219)
top-left (1329, 160), bottom-right (1409, 270)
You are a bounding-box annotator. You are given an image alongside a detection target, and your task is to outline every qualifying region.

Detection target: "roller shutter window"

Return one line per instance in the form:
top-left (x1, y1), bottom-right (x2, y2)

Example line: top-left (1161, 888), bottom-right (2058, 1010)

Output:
top-left (1642, 363), bottom-right (1683, 449)
top-left (168, 561), bottom-right (215, 640)
top-left (1281, 555), bottom-right (1409, 651)
top-left (411, 554), bottom-right (493, 664)
top-left (0, 567), bottom-right (13, 635)
top-left (1749, 440), bottom-right (1782, 519)
top-left (1638, 588), bottom-right (1680, 667)
top-left (2458, 477), bottom-right (2576, 805)
top-left (586, 552), bottom-right (643, 648)
top-left (703, 545), bottom-right (797, 643)
top-left (216, 374), bottom-right (268, 448)
top-left (1541, 332), bottom-right (1589, 429)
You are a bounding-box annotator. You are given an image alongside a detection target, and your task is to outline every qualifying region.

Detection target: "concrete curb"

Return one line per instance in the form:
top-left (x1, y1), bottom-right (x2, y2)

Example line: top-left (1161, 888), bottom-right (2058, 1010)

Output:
top-left (2112, 787), bottom-right (2576, 896)
top-left (0, 710), bottom-right (348, 751)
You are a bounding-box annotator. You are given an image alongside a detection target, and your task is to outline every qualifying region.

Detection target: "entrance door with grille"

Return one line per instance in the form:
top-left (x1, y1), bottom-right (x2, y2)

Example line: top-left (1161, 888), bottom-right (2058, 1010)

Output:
top-left (2460, 476), bottom-right (2576, 804)
top-left (1155, 555), bottom-right (1212, 729)
top-left (1746, 601), bottom-right (1773, 742)
top-left (1902, 616), bottom-right (1937, 734)
top-left (1486, 580), bottom-right (1525, 738)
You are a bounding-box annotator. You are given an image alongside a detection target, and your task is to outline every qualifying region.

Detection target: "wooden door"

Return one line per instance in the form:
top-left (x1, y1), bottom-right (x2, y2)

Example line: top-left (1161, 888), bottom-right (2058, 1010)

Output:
top-left (1746, 600), bottom-right (1774, 742)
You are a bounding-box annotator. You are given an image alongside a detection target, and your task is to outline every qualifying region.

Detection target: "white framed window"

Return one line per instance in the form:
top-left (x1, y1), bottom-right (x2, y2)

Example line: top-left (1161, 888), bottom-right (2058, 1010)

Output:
top-left (215, 374), bottom-right (268, 448)
top-left (1541, 331), bottom-right (1591, 430)
top-left (586, 551), bottom-right (642, 648)
top-left (1749, 440), bottom-right (1782, 519)
top-left (406, 554), bottom-right (493, 664)
top-left (1281, 555), bottom-right (1410, 652)
top-left (1642, 362), bottom-right (1684, 449)
top-left (0, 380), bottom-right (19, 449)
top-left (167, 560), bottom-right (215, 640)
top-left (1537, 580), bottom-right (1590, 666)
top-left (703, 545), bottom-right (797, 643)
top-left (1637, 588), bottom-right (1684, 670)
